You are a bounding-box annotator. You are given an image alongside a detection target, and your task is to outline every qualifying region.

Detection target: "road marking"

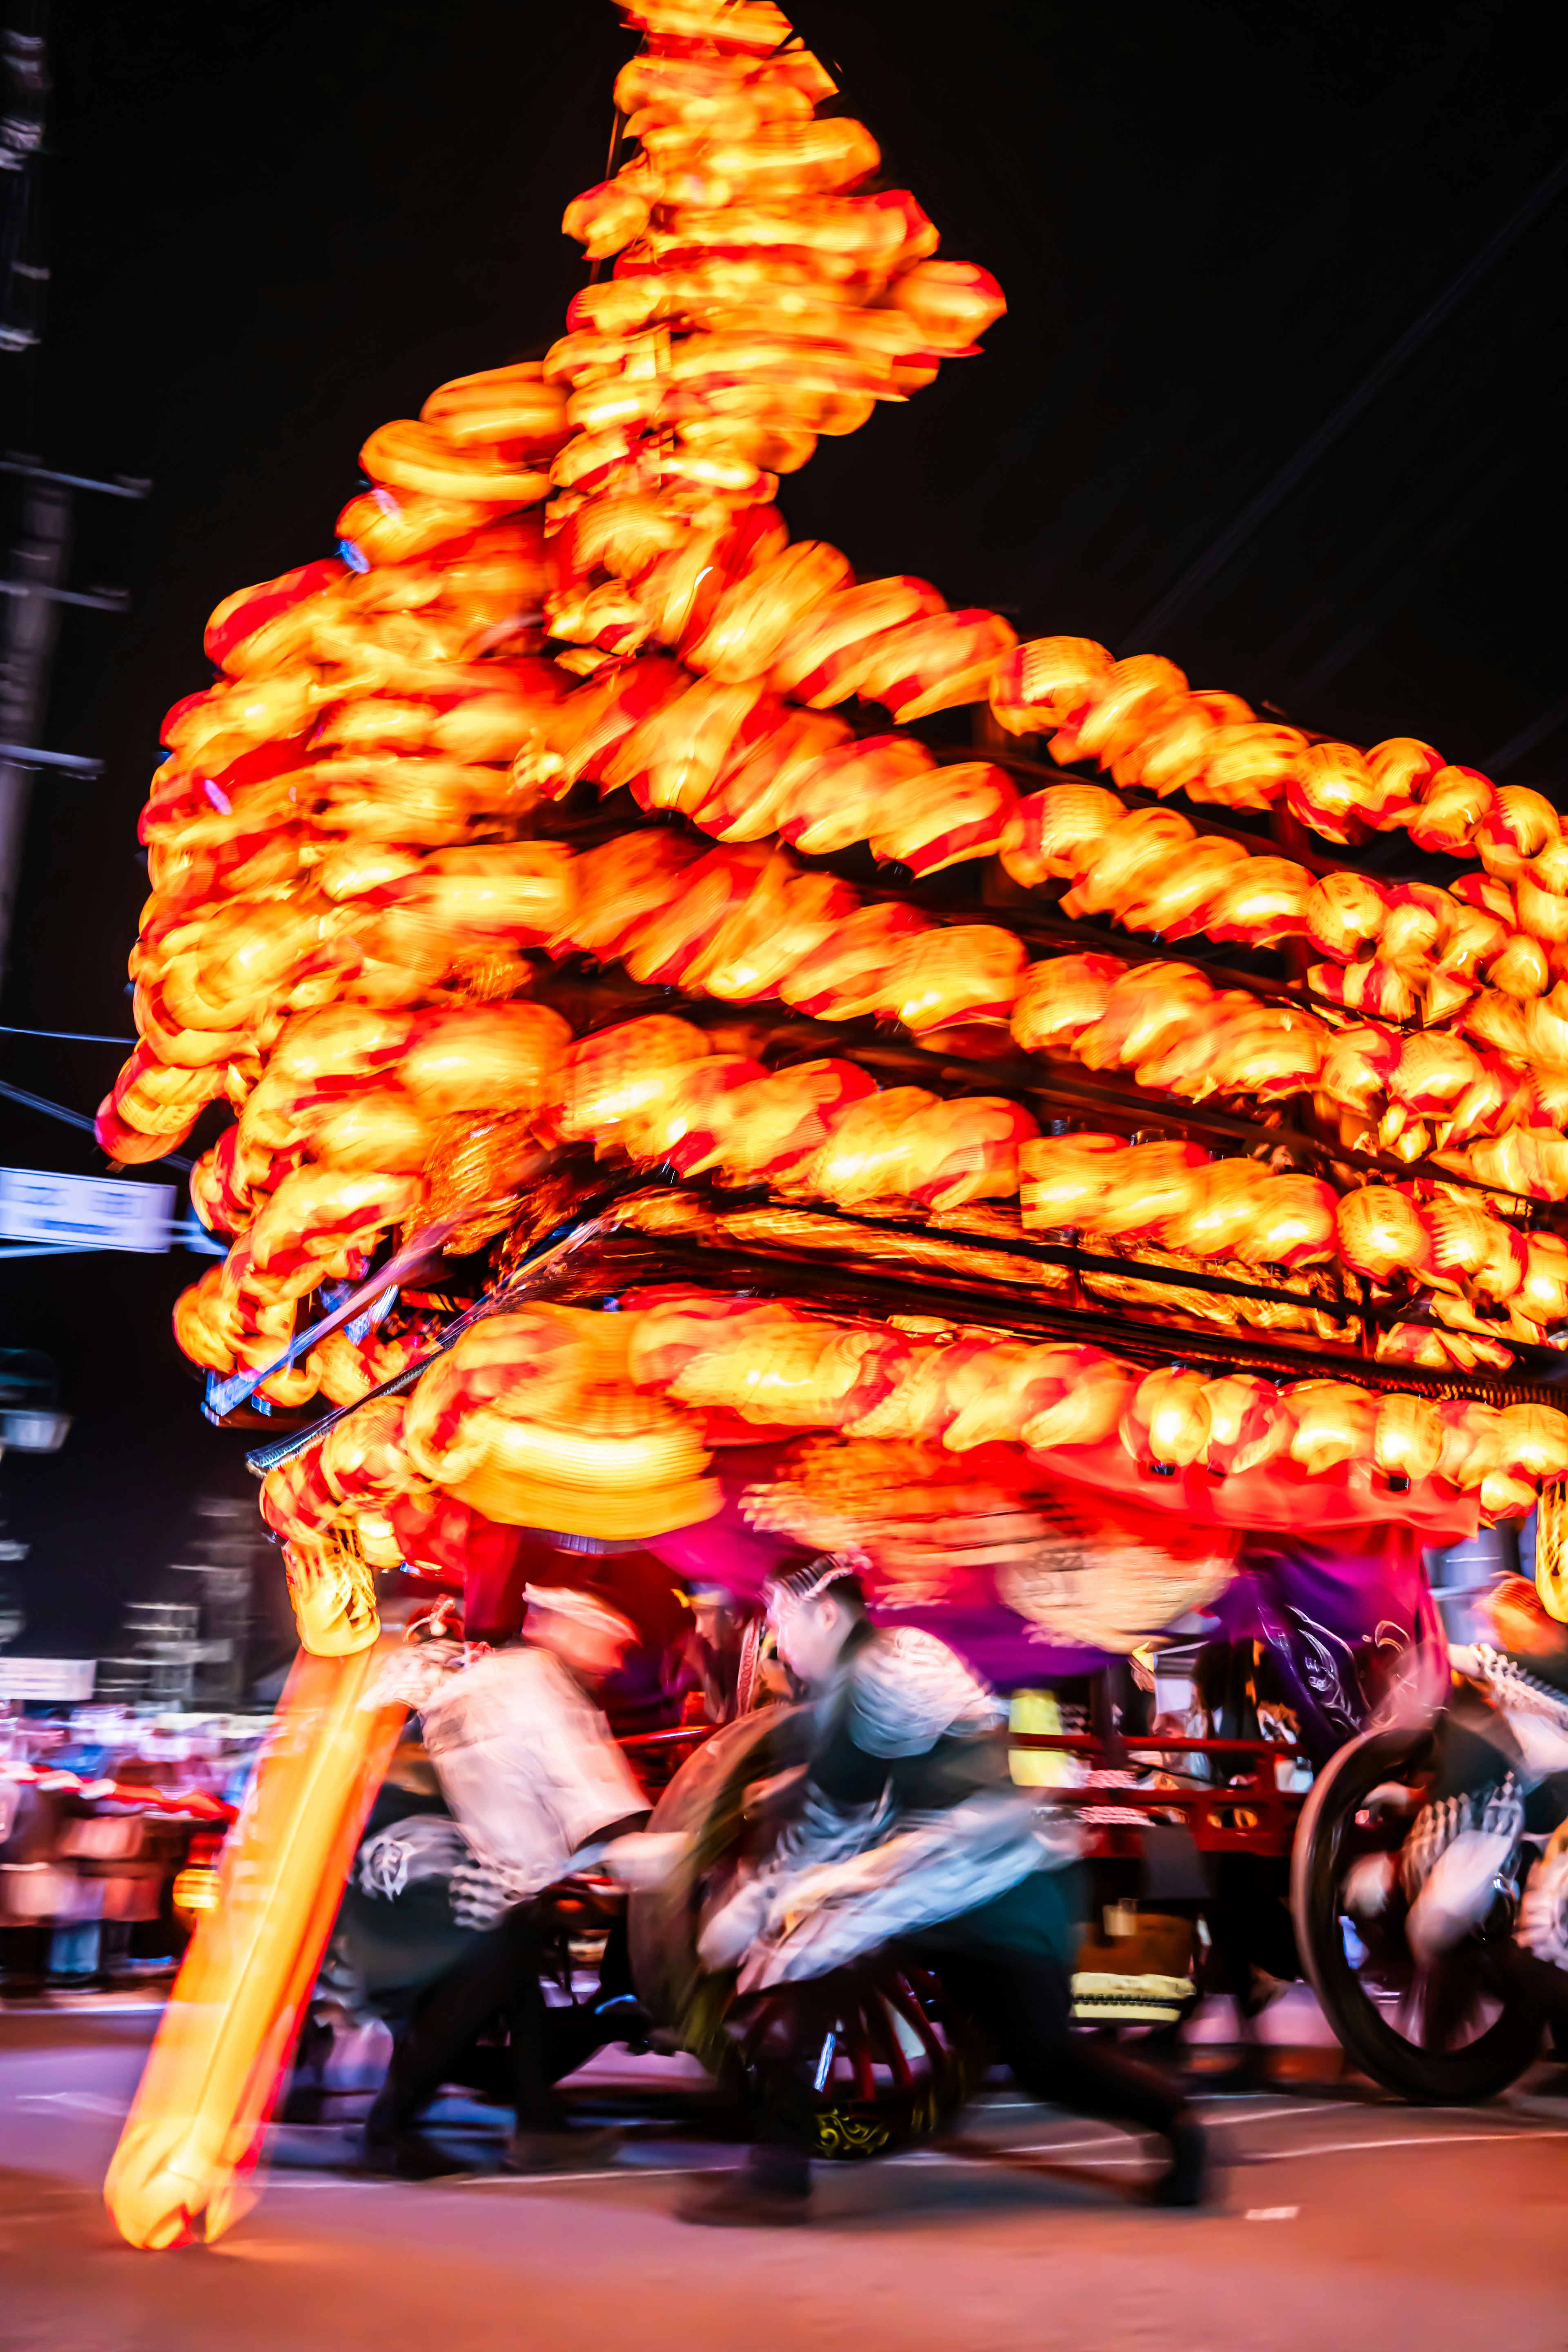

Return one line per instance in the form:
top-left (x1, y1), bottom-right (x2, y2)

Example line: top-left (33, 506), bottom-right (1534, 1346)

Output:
top-left (456, 2163), bottom-right (742, 2186)
top-left (1194, 2103), bottom-right (1344, 2126)
top-left (2, 1998), bottom-right (169, 2014)
top-left (14, 2091), bottom-right (128, 2116)
top-left (990, 2105), bottom-right (1341, 2158)
top-left (255, 2177), bottom-right (376, 2192)
top-left (210, 2239), bottom-right (328, 2261)
top-left (1250, 2129), bottom-right (1568, 2163)
top-left (1246, 2206), bottom-right (1298, 2221)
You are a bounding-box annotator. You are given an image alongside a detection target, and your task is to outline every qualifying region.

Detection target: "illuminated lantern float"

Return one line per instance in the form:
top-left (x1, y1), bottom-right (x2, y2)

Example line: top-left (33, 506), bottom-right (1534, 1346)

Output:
top-left (105, 0), bottom-right (1568, 2245)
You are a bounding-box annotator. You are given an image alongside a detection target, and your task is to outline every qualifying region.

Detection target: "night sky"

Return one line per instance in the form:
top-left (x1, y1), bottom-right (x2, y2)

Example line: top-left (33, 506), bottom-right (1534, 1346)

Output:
top-left (0, 1), bottom-right (1564, 1656)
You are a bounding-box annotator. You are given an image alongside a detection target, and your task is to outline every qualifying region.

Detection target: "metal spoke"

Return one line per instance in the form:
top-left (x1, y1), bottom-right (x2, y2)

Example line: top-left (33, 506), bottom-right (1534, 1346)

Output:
top-left (847, 1998), bottom-right (877, 2102)
top-left (866, 1991), bottom-right (914, 2092)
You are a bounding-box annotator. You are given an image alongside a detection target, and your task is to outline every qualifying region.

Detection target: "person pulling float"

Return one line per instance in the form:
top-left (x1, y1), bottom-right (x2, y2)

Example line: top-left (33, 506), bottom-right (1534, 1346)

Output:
top-left (680, 1555), bottom-right (1208, 2225)
top-left (356, 1583), bottom-right (653, 2177)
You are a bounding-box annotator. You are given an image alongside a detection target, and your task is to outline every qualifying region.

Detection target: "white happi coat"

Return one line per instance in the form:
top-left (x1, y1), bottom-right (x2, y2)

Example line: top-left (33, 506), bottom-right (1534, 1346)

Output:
top-left (371, 1641), bottom-right (647, 1900)
top-left (704, 1626), bottom-right (1080, 1989)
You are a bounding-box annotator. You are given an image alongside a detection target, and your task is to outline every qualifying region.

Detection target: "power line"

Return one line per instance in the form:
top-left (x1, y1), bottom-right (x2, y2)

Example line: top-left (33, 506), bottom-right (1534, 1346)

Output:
top-left (1287, 451), bottom-right (1524, 707)
top-left (0, 1023), bottom-right (132, 1042)
top-left (1482, 689), bottom-right (1568, 779)
top-left (1125, 155), bottom-right (1568, 649)
top-left (0, 1076), bottom-right (193, 1171)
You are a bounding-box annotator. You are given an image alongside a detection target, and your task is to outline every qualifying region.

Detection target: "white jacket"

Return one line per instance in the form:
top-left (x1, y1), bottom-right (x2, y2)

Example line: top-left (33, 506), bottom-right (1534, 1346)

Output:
top-left (374, 1643), bottom-right (647, 1900)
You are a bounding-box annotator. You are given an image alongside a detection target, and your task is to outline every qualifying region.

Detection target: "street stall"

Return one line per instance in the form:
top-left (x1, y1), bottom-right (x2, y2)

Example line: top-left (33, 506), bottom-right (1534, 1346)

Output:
top-left (99, 0), bottom-right (1568, 2247)
top-left (0, 1715), bottom-right (249, 1989)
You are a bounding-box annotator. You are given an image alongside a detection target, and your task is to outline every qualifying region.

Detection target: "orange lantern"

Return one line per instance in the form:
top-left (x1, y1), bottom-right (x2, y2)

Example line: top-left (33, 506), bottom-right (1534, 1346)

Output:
top-left (1336, 1186), bottom-right (1431, 1282)
top-left (1372, 1392), bottom-right (1443, 1486)
top-left (1121, 1368), bottom-right (1212, 1470)
top-left (998, 784), bottom-right (1123, 887)
top-left (988, 635), bottom-right (1114, 739)
top-left (557, 1015), bottom-right (712, 1146)
top-left (1201, 1374), bottom-right (1292, 1477)
top-left (883, 925), bottom-right (1028, 1033)
top-left (1021, 1354), bottom-right (1131, 1451)
top-left (1287, 1382), bottom-right (1378, 1476)
top-left (1010, 953), bottom-right (1125, 1052)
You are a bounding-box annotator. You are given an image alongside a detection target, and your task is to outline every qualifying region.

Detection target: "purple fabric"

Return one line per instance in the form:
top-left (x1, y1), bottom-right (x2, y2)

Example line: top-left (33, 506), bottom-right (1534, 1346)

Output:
top-left (649, 1452), bottom-right (1443, 1739)
top-left (647, 1470), bottom-right (792, 1599)
top-left (868, 1604), bottom-right (1115, 1690)
top-left (1225, 1523), bottom-right (1436, 1650)
top-left (1223, 1523), bottom-right (1446, 1760)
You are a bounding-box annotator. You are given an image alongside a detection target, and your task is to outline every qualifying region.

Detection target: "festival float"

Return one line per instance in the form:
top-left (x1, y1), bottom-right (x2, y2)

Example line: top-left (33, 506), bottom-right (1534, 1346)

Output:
top-left (102, 0), bottom-right (1568, 2248)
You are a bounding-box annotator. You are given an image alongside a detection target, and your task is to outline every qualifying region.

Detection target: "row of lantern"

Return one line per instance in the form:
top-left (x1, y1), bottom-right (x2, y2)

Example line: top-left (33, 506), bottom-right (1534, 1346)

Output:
top-left (991, 637), bottom-right (1550, 862)
top-left (123, 505), bottom-right (1559, 1203)
top-left (189, 544), bottom-right (1527, 909)
top-left (545, 23), bottom-right (1006, 656)
top-left (156, 942), bottom-right (1566, 1408)
top-left (175, 547), bottom-right (1564, 1022)
top-left (1001, 785), bottom-right (1568, 1023)
top-left (109, 496), bottom-right (572, 1165)
top-left (166, 987), bottom-right (1568, 1409)
top-left (166, 546), bottom-right (1561, 1089)
top-left (255, 1296), bottom-right (1568, 1587)
top-left (110, 814), bottom-right (1568, 1182)
top-left (514, 639), bottom-right (1566, 1047)
top-left (537, 17), bottom-right (1501, 888)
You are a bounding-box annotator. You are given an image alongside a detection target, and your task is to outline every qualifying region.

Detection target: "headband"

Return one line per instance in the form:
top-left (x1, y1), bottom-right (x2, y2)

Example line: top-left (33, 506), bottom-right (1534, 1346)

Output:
top-left (766, 1556), bottom-right (861, 1609)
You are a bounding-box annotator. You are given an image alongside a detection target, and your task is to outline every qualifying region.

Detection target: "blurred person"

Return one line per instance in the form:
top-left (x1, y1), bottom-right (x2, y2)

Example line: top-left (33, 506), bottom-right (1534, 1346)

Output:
top-left (679, 1581), bottom-right (769, 1726)
top-left (1384, 1575), bottom-right (1568, 1976)
top-left (681, 1557), bottom-right (1207, 2225)
top-left (357, 1584), bottom-right (652, 2177)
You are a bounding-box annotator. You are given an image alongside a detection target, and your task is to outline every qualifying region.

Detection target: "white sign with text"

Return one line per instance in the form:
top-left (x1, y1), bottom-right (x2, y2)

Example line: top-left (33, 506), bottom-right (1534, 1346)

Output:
top-left (0, 1167), bottom-right (173, 1252)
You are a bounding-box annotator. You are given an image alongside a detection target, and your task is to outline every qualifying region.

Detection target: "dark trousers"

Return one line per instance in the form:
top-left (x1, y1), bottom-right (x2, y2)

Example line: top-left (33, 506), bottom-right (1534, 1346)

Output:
top-left (751, 1947), bottom-right (1185, 2192)
top-left (384, 1901), bottom-right (564, 2134)
top-left (918, 1946), bottom-right (1186, 2137)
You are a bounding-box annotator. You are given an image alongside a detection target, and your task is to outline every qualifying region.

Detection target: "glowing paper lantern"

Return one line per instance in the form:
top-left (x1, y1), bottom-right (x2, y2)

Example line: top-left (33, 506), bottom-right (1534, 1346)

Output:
top-left (1121, 1369), bottom-right (1212, 1470)
top-left (1336, 1186), bottom-right (1431, 1282)
top-left (1201, 1375), bottom-right (1291, 1477)
top-left (1372, 1393), bottom-right (1443, 1486)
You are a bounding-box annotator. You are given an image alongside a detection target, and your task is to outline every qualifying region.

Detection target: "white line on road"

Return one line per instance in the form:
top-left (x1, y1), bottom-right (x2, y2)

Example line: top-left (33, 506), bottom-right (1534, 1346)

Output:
top-left (14, 2091), bottom-right (128, 2116)
top-left (1, 1999), bottom-right (169, 2014)
top-left (412, 2164), bottom-right (739, 2188)
top-left (992, 2104), bottom-right (1342, 2157)
top-left (1247, 2129), bottom-right (1568, 2164)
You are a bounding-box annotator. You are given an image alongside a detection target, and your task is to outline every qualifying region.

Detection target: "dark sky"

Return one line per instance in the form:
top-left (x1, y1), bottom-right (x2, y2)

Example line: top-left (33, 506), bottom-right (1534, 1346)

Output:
top-left (0, 0), bottom-right (1564, 1654)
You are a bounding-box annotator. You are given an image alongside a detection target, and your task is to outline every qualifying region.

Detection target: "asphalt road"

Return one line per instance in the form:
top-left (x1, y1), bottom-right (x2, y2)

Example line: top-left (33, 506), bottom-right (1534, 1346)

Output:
top-left (5, 1995), bottom-right (1568, 2352)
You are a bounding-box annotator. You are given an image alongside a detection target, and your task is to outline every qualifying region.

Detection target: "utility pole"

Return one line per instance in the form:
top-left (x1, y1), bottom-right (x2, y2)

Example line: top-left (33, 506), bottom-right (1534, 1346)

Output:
top-left (0, 5), bottom-right (144, 982)
top-left (0, 4), bottom-right (54, 971)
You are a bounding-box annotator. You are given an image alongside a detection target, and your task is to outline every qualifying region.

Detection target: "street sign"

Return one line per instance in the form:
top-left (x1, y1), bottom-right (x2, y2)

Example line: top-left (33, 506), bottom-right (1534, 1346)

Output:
top-left (0, 1166), bottom-right (173, 1252)
top-left (0, 1657), bottom-right (95, 1700)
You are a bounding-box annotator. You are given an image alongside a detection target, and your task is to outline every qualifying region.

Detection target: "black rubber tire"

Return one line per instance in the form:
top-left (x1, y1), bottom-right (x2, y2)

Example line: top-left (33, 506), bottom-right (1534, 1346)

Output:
top-left (628, 1707), bottom-right (809, 2031)
top-left (627, 1708), bottom-right (978, 2159)
top-left (1291, 1723), bottom-right (1544, 2104)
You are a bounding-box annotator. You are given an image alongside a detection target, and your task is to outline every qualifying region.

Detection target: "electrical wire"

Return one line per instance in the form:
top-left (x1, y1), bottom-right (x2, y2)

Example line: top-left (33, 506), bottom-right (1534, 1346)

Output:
top-left (0, 1075), bottom-right (193, 1171)
top-left (0, 1024), bottom-right (135, 1042)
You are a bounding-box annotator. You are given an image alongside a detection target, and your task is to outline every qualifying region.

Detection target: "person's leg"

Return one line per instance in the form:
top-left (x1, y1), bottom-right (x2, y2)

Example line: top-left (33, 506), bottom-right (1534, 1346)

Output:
top-left (678, 1982), bottom-right (822, 2225)
top-left (495, 1907), bottom-right (624, 2172)
top-left (384, 1915), bottom-right (526, 2123)
top-left (539, 1913), bottom-right (646, 2081)
top-left (362, 1917), bottom-right (521, 2172)
top-left (935, 1947), bottom-right (1207, 2205)
top-left (368, 1904), bottom-right (614, 2171)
